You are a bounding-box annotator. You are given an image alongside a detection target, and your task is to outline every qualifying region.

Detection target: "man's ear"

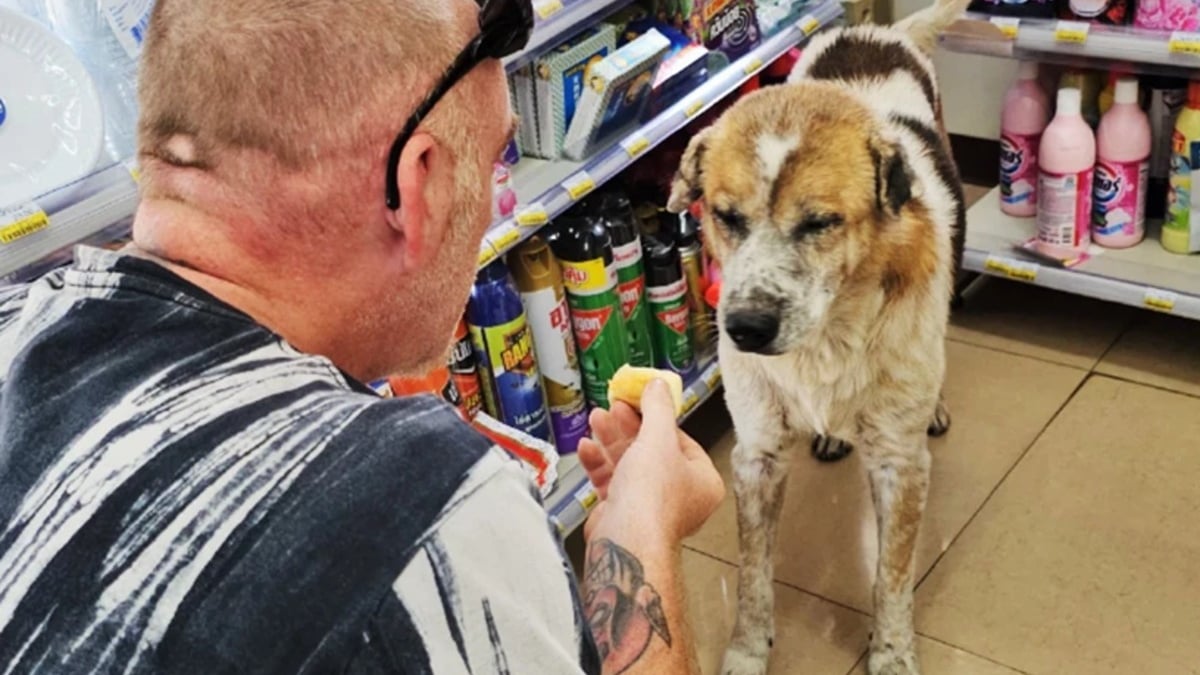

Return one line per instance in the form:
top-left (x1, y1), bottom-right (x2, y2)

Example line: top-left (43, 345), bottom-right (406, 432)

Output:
top-left (870, 135), bottom-right (915, 217)
top-left (667, 127), bottom-right (713, 214)
top-left (387, 133), bottom-right (448, 268)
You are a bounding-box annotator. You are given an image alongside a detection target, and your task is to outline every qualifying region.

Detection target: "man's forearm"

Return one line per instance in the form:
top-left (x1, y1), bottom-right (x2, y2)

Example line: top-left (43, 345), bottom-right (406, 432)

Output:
top-left (582, 530), bottom-right (698, 675)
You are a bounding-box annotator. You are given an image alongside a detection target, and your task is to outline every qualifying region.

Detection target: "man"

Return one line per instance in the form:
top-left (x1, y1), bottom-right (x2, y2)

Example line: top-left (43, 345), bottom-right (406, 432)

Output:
top-left (0, 0), bottom-right (724, 673)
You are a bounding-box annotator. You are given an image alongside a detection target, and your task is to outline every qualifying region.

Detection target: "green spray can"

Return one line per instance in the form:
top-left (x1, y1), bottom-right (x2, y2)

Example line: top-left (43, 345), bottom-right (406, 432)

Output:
top-left (676, 212), bottom-right (715, 358)
top-left (597, 193), bottom-right (654, 368)
top-left (645, 236), bottom-right (697, 380)
top-left (548, 217), bottom-right (630, 409)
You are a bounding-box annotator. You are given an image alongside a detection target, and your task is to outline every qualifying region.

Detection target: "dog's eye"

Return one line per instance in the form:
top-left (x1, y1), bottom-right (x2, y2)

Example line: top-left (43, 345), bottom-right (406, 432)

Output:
top-left (712, 208), bottom-right (748, 236)
top-left (793, 213), bottom-right (844, 239)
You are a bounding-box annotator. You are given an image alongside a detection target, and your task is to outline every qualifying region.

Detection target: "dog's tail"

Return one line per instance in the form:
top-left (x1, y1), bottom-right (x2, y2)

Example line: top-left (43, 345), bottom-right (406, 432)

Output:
top-left (894, 0), bottom-right (971, 55)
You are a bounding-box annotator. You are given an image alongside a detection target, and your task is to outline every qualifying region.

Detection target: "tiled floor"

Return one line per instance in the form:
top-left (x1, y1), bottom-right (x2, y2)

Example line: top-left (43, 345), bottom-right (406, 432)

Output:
top-left (676, 186), bottom-right (1200, 674)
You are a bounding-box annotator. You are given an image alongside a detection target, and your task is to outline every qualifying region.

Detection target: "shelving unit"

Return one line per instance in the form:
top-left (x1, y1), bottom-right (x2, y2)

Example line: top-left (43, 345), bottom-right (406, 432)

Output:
top-left (965, 188), bottom-right (1200, 318)
top-left (547, 357), bottom-right (723, 538)
top-left (478, 0), bottom-right (845, 269)
top-left (505, 0), bottom-right (637, 72)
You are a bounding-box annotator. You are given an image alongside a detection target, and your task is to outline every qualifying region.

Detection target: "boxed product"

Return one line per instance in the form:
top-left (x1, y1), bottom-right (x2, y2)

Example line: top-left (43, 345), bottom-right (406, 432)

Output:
top-left (1135, 0), bottom-right (1200, 30)
top-left (1059, 0), bottom-right (1133, 24)
top-left (534, 24), bottom-right (618, 158)
top-left (511, 65), bottom-right (542, 157)
top-left (563, 29), bottom-right (672, 160)
top-left (645, 0), bottom-right (761, 59)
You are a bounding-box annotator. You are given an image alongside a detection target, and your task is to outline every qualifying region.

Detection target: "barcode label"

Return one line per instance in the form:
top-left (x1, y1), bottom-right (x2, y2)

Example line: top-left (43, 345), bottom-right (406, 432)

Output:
top-left (0, 203), bottom-right (49, 245)
top-left (1143, 288), bottom-right (1178, 312)
top-left (797, 14), bottom-right (821, 35)
top-left (534, 0), bottom-right (564, 20)
top-left (515, 203), bottom-right (549, 228)
top-left (563, 171), bottom-right (596, 201)
top-left (1169, 31), bottom-right (1200, 55)
top-left (984, 254), bottom-right (1039, 282)
top-left (621, 135), bottom-right (650, 158)
top-left (989, 17), bottom-right (1020, 39)
top-left (1054, 20), bottom-right (1090, 44)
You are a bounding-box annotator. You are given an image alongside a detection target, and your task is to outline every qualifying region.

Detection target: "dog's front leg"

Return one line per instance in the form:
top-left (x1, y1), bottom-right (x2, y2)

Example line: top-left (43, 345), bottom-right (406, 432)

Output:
top-left (722, 428), bottom-right (797, 675)
top-left (863, 438), bottom-right (931, 675)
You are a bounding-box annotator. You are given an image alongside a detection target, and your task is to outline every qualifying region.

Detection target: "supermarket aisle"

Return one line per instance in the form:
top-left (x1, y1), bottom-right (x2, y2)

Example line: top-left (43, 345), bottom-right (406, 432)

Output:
top-left (677, 185), bottom-right (1200, 675)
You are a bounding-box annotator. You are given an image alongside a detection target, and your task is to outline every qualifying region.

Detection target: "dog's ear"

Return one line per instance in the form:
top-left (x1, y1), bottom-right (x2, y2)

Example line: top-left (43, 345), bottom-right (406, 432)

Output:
top-left (667, 127), bottom-right (713, 214)
top-left (870, 136), bottom-right (914, 217)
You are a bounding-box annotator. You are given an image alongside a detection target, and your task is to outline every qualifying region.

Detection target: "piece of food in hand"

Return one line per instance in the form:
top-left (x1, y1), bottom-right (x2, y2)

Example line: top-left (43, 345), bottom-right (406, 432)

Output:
top-left (607, 365), bottom-right (685, 416)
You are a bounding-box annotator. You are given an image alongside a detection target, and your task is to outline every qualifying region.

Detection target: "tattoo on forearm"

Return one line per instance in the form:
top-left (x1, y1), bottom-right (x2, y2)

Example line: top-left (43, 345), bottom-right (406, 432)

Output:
top-left (583, 538), bottom-right (671, 673)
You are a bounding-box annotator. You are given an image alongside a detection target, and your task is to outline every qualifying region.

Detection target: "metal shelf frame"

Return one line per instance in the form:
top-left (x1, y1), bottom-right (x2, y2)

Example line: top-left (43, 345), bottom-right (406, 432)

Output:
top-left (504, 0), bottom-right (637, 73)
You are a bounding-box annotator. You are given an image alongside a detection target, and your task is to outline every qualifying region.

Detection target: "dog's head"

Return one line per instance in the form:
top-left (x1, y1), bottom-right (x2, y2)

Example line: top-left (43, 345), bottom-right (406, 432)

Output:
top-left (668, 81), bottom-right (919, 356)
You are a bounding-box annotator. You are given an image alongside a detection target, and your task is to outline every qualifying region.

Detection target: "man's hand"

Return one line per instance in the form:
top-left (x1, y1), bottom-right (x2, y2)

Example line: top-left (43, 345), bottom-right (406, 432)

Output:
top-left (577, 379), bottom-right (725, 545)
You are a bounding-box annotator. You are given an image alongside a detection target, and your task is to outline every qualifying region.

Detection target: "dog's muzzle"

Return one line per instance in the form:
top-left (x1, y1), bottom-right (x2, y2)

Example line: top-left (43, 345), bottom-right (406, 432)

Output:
top-left (724, 311), bottom-right (780, 354)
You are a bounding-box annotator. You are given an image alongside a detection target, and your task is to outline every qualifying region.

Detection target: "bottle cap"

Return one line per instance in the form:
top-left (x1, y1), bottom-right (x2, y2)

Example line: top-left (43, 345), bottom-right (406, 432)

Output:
top-left (1114, 77), bottom-right (1139, 105)
top-left (1057, 87), bottom-right (1082, 117)
top-left (1017, 61), bottom-right (1038, 80)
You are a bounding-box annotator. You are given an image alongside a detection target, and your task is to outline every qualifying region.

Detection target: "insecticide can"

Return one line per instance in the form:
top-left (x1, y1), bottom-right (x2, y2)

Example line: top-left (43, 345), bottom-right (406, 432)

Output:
top-left (548, 217), bottom-right (630, 409)
top-left (645, 237), bottom-right (696, 379)
top-left (467, 260), bottom-right (552, 441)
top-left (677, 213), bottom-right (714, 357)
top-left (448, 317), bottom-right (484, 419)
top-left (511, 236), bottom-right (590, 455)
top-left (598, 193), bottom-right (654, 367)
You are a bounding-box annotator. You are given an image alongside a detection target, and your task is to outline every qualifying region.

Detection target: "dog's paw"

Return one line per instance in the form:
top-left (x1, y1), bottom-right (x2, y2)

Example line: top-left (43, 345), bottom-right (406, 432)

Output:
top-left (927, 401), bottom-right (951, 438)
top-left (721, 643), bottom-right (771, 675)
top-left (868, 643), bottom-right (920, 675)
top-left (811, 435), bottom-right (853, 462)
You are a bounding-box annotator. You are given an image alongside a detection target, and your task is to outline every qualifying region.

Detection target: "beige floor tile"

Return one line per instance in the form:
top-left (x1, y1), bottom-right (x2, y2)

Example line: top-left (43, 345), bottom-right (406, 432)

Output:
top-left (1095, 312), bottom-right (1200, 398)
top-left (949, 278), bottom-right (1134, 369)
top-left (684, 341), bottom-right (1086, 613)
top-left (964, 183), bottom-right (994, 208)
top-left (914, 377), bottom-right (1200, 675)
top-left (849, 636), bottom-right (1025, 675)
top-left (682, 549), bottom-right (869, 675)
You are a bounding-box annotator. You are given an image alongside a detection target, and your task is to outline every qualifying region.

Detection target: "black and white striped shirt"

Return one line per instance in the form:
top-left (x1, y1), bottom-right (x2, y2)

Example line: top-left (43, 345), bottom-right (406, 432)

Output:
top-left (0, 247), bottom-right (600, 674)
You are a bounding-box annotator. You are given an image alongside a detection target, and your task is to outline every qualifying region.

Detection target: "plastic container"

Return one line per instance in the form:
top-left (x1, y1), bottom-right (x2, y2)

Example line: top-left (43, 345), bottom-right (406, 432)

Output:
top-left (1060, 70), bottom-right (1103, 129)
top-left (1037, 88), bottom-right (1096, 259)
top-left (1093, 78), bottom-right (1151, 248)
top-left (1165, 81), bottom-right (1200, 253)
top-left (1147, 77), bottom-right (1188, 219)
top-left (1000, 62), bottom-right (1050, 217)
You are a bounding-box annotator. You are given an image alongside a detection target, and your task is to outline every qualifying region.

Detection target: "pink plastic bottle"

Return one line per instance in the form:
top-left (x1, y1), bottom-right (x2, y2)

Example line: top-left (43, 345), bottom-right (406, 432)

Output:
top-left (1000, 62), bottom-right (1051, 217)
top-left (1092, 77), bottom-right (1151, 248)
top-left (1037, 88), bottom-right (1096, 259)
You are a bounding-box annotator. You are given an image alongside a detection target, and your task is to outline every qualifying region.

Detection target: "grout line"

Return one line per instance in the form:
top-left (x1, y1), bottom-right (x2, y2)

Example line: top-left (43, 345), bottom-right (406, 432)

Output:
top-left (1090, 314), bottom-right (1139, 374)
top-left (1089, 371), bottom-right (1200, 402)
top-left (843, 650), bottom-right (868, 675)
top-left (915, 632), bottom-right (1034, 674)
top-left (944, 335), bottom-right (1094, 372)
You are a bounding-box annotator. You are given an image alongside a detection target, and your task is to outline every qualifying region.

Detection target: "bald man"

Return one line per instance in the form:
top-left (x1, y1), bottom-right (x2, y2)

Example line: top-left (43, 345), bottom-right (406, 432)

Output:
top-left (0, 1), bottom-right (723, 673)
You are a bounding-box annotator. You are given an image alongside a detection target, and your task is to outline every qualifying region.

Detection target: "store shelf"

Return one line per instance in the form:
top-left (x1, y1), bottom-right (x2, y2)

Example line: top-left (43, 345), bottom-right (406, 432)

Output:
top-left (546, 357), bottom-right (724, 538)
top-left (941, 14), bottom-right (1200, 77)
top-left (504, 0), bottom-right (636, 73)
top-left (965, 186), bottom-right (1200, 319)
top-left (0, 162), bottom-right (139, 283)
top-left (479, 0), bottom-right (844, 269)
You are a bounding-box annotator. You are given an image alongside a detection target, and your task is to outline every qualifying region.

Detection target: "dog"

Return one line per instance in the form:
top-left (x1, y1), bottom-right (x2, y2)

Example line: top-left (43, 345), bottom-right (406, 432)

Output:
top-left (666, 1), bottom-right (969, 673)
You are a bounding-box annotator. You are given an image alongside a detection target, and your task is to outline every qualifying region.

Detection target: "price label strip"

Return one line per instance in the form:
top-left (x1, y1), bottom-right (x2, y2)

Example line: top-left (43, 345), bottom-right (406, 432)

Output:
top-left (743, 56), bottom-right (765, 75)
top-left (491, 224), bottom-right (522, 254)
top-left (515, 202), bottom-right (549, 229)
top-left (563, 171), bottom-right (595, 201)
top-left (684, 97), bottom-right (707, 119)
top-left (683, 390), bottom-right (702, 414)
top-left (621, 134), bottom-right (650, 159)
top-left (1169, 31), bottom-right (1200, 56)
top-left (1143, 288), bottom-right (1178, 313)
top-left (1054, 20), bottom-right (1090, 44)
top-left (533, 0), bottom-right (564, 20)
top-left (703, 366), bottom-right (722, 390)
top-left (989, 17), bottom-right (1020, 39)
top-left (797, 14), bottom-right (821, 36)
top-left (477, 242), bottom-right (499, 268)
top-left (984, 254), bottom-right (1039, 282)
top-left (0, 203), bottom-right (50, 245)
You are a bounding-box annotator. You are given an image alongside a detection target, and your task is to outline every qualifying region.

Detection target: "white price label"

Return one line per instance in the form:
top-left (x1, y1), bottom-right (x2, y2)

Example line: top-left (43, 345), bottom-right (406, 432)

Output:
top-left (534, 0), bottom-right (564, 20)
top-left (797, 14), bottom-right (821, 36)
top-left (0, 202), bottom-right (49, 245)
top-left (621, 134), bottom-right (651, 158)
top-left (1169, 31), bottom-right (1200, 55)
top-left (515, 203), bottom-right (549, 228)
top-left (563, 171), bottom-right (596, 201)
top-left (984, 254), bottom-right (1039, 282)
top-left (989, 16), bottom-right (1020, 39)
top-left (1054, 20), bottom-right (1090, 44)
top-left (1143, 288), bottom-right (1178, 313)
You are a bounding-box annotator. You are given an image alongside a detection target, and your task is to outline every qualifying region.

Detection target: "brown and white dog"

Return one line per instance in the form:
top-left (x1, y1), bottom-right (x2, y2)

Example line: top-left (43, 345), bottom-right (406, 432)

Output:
top-left (667, 2), bottom-right (969, 673)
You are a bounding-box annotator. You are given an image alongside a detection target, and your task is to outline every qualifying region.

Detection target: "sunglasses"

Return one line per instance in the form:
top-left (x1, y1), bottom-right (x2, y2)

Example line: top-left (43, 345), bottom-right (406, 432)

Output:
top-left (385, 0), bottom-right (535, 210)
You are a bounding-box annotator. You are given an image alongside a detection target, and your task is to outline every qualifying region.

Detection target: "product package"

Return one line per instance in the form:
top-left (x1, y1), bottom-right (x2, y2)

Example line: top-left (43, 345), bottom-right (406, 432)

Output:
top-left (967, 0), bottom-right (1056, 18)
top-left (563, 29), bottom-right (671, 160)
top-left (1135, 0), bottom-right (1200, 30)
top-left (1059, 0), bottom-right (1133, 25)
top-left (534, 24), bottom-right (617, 158)
top-left (647, 0), bottom-right (761, 58)
top-left (511, 65), bottom-right (543, 157)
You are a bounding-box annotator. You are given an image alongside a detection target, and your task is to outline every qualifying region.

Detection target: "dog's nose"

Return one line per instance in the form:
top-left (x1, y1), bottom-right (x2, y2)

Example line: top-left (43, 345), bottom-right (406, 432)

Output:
top-left (724, 312), bottom-right (780, 353)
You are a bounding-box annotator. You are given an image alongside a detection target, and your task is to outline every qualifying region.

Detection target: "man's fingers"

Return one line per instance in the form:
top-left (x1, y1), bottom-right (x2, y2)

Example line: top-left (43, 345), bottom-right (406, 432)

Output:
top-left (636, 379), bottom-right (681, 443)
top-left (577, 438), bottom-right (613, 499)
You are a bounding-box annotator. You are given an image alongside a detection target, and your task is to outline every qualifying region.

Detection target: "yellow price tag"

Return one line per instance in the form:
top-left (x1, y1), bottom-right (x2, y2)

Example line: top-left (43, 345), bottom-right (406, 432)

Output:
top-left (563, 172), bottom-right (595, 201)
top-left (534, 0), bottom-right (563, 20)
top-left (515, 203), bottom-right (549, 228)
top-left (1169, 31), bottom-right (1200, 55)
top-left (984, 255), bottom-right (1039, 282)
top-left (124, 159), bottom-right (141, 183)
top-left (574, 484), bottom-right (599, 511)
top-left (1143, 289), bottom-right (1178, 313)
top-left (492, 226), bottom-right (521, 253)
top-left (1054, 20), bottom-right (1089, 44)
top-left (798, 14), bottom-right (820, 36)
top-left (684, 98), bottom-right (706, 118)
top-left (743, 56), bottom-right (764, 75)
top-left (478, 244), bottom-right (499, 268)
top-left (0, 203), bottom-right (49, 245)
top-left (621, 135), bottom-right (650, 158)
top-left (683, 390), bottom-right (701, 413)
top-left (704, 367), bottom-right (722, 390)
top-left (989, 17), bottom-right (1020, 39)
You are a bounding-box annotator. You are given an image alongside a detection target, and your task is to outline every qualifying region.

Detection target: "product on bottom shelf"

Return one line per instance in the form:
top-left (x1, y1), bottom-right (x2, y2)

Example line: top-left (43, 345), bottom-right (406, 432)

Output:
top-left (1147, 77), bottom-right (1187, 219)
top-left (598, 192), bottom-right (655, 368)
top-left (1093, 77), bottom-right (1150, 249)
top-left (607, 364), bottom-right (685, 416)
top-left (511, 236), bottom-right (591, 455)
top-left (676, 212), bottom-right (716, 357)
top-left (449, 317), bottom-right (484, 419)
top-left (645, 236), bottom-right (697, 379)
top-left (468, 260), bottom-right (553, 442)
top-left (1165, 80), bottom-right (1200, 253)
top-left (1135, 0), bottom-right (1200, 31)
top-left (1037, 87), bottom-right (1095, 259)
top-left (1001, 61), bottom-right (1050, 218)
top-left (548, 216), bottom-right (630, 409)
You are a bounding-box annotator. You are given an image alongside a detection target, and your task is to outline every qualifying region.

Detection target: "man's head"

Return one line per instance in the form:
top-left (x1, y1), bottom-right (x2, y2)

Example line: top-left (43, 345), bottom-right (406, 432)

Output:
top-left (133, 0), bottom-right (517, 381)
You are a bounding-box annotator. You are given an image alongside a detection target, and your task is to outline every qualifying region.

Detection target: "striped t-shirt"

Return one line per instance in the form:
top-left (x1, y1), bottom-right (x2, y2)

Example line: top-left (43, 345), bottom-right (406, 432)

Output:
top-left (0, 247), bottom-right (600, 674)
